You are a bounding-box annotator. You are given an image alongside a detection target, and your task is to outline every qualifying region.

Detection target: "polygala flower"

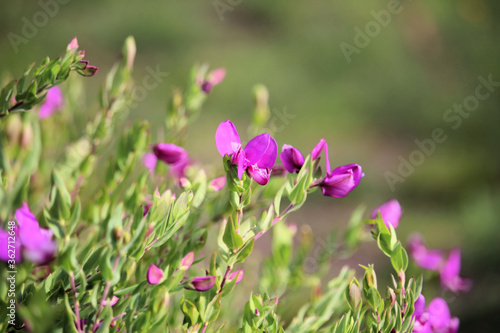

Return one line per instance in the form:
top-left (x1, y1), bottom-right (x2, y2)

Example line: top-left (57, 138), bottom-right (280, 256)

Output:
top-left (101, 296), bottom-right (119, 307)
top-left (190, 276), bottom-right (216, 291)
top-left (215, 120), bottom-right (277, 185)
top-left (412, 295), bottom-right (459, 333)
top-left (318, 164), bottom-right (363, 198)
top-left (39, 86), bottom-right (64, 119)
top-left (370, 199), bottom-right (402, 229)
top-left (147, 264), bottom-right (165, 285)
top-left (284, 138), bottom-right (363, 198)
top-left (440, 248), bottom-right (472, 293)
top-left (407, 234), bottom-right (443, 271)
top-left (198, 68), bottom-right (226, 94)
top-left (146, 143), bottom-right (191, 178)
top-left (180, 252), bottom-right (195, 270)
top-left (67, 37), bottom-right (79, 51)
top-left (279, 145), bottom-right (304, 173)
top-left (227, 270), bottom-right (244, 284)
top-left (209, 176), bottom-right (226, 191)
top-left (2, 202), bottom-right (58, 265)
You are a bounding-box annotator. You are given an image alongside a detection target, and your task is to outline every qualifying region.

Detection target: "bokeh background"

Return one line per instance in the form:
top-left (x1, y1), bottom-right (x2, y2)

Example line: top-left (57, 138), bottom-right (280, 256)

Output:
top-left (1, 1), bottom-right (499, 331)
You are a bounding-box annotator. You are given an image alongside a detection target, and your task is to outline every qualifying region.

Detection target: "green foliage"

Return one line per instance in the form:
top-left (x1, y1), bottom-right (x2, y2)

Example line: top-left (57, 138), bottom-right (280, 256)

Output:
top-left (0, 37), bottom-right (428, 333)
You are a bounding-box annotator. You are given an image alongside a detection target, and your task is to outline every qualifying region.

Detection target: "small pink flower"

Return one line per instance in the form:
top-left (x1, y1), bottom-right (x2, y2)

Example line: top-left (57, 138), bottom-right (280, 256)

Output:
top-left (67, 37), bottom-right (79, 51)
top-left (440, 249), bottom-right (472, 293)
top-left (370, 199), bottom-right (402, 229)
top-left (147, 264), bottom-right (164, 285)
top-left (189, 276), bottom-right (216, 291)
top-left (199, 68), bottom-right (226, 94)
top-left (39, 86), bottom-right (64, 119)
top-left (408, 234), bottom-right (443, 271)
top-left (180, 252), bottom-right (194, 270)
top-left (227, 270), bottom-right (244, 284)
top-left (209, 176), bottom-right (226, 191)
top-left (101, 295), bottom-right (119, 307)
top-left (142, 153), bottom-right (157, 174)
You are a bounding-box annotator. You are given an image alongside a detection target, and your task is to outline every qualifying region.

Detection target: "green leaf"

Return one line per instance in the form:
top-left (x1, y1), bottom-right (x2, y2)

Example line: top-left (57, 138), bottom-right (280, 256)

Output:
top-left (223, 217), bottom-right (243, 251)
top-left (236, 238), bottom-right (254, 264)
top-left (390, 242), bottom-right (408, 272)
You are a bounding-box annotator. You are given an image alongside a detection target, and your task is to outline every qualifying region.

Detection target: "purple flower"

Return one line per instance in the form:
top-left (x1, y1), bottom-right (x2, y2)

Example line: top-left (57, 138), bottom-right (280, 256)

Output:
top-left (142, 153), bottom-right (157, 174)
top-left (152, 143), bottom-right (188, 164)
top-left (209, 176), bottom-right (226, 191)
top-left (318, 164), bottom-right (363, 198)
top-left (198, 68), bottom-right (226, 94)
top-left (412, 295), bottom-right (459, 333)
top-left (227, 270), bottom-right (244, 284)
top-left (370, 199), bottom-right (402, 229)
top-left (0, 229), bottom-right (21, 262)
top-left (408, 234), bottom-right (443, 271)
top-left (311, 138), bottom-right (331, 173)
top-left (190, 276), bottom-right (216, 291)
top-left (10, 202), bottom-right (57, 264)
top-left (150, 143), bottom-right (190, 179)
top-left (39, 86), bottom-right (64, 119)
top-left (440, 249), bottom-right (472, 293)
top-left (180, 252), bottom-right (194, 270)
top-left (279, 144), bottom-right (304, 173)
top-left (215, 120), bottom-right (277, 185)
top-left (147, 264), bottom-right (164, 285)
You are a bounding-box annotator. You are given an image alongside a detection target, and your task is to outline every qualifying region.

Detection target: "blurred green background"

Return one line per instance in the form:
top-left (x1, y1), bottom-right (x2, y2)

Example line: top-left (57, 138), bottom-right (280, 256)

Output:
top-left (1, 0), bottom-right (499, 331)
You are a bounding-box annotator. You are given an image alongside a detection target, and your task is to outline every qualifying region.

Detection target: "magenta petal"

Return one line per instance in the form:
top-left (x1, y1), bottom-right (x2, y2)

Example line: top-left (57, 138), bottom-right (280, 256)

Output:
top-left (280, 145), bottom-right (304, 173)
top-left (101, 296), bottom-right (119, 307)
top-left (215, 120), bottom-right (241, 157)
top-left (39, 86), bottom-right (64, 119)
top-left (413, 295), bottom-right (426, 321)
top-left (246, 165), bottom-right (271, 185)
top-left (408, 234), bottom-right (443, 270)
top-left (152, 143), bottom-right (187, 164)
top-left (244, 133), bottom-right (278, 169)
top-left (232, 148), bottom-right (247, 180)
top-left (426, 298), bottom-right (451, 329)
top-left (0, 229), bottom-right (21, 262)
top-left (448, 317), bottom-right (460, 333)
top-left (190, 276), bottom-right (216, 291)
top-left (170, 154), bottom-right (190, 178)
top-left (311, 138), bottom-right (331, 173)
top-left (180, 252), bottom-right (195, 270)
top-left (147, 264), bottom-right (164, 285)
top-left (319, 164), bottom-right (363, 198)
top-left (142, 153), bottom-right (157, 174)
top-left (209, 176), bottom-right (226, 191)
top-left (228, 270), bottom-right (244, 284)
top-left (371, 199), bottom-right (402, 229)
top-left (440, 249), bottom-right (472, 293)
top-left (210, 68), bottom-right (226, 85)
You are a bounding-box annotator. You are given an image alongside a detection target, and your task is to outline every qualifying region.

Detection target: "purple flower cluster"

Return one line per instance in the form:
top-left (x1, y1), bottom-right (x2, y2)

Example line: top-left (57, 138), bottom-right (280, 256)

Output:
top-left (412, 295), bottom-right (459, 333)
top-left (280, 138), bottom-right (363, 197)
top-left (0, 202), bottom-right (57, 265)
top-left (216, 120), bottom-right (278, 185)
top-left (408, 235), bottom-right (472, 293)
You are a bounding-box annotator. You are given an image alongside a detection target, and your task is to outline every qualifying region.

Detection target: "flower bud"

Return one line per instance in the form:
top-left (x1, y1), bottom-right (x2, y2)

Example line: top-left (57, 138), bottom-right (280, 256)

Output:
top-left (189, 276), bottom-right (216, 291)
top-left (279, 145), bottom-right (305, 173)
top-left (147, 264), bottom-right (164, 285)
top-left (180, 252), bottom-right (194, 270)
top-left (346, 278), bottom-right (362, 310)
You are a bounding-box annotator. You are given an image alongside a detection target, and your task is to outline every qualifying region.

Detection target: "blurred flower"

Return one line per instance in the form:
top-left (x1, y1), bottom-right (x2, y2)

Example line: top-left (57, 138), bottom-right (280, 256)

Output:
top-left (67, 37), bottom-right (78, 51)
top-left (209, 176), bottom-right (226, 191)
top-left (0, 229), bottom-right (21, 262)
top-left (407, 234), bottom-right (443, 270)
top-left (180, 252), bottom-right (194, 270)
top-left (370, 199), bottom-right (402, 229)
top-left (412, 295), bottom-right (459, 333)
top-left (189, 276), bottom-right (216, 291)
top-left (101, 296), bottom-right (119, 307)
top-left (317, 164), bottom-right (363, 198)
top-left (198, 68), bottom-right (226, 94)
top-left (227, 270), bottom-right (244, 284)
top-left (10, 202), bottom-right (57, 264)
top-left (215, 120), bottom-right (277, 185)
top-left (150, 143), bottom-right (190, 179)
top-left (152, 143), bottom-right (187, 164)
top-left (142, 153), bottom-right (157, 174)
top-left (440, 249), bottom-right (472, 293)
top-left (147, 264), bottom-right (164, 285)
top-left (279, 144), bottom-right (304, 173)
top-left (39, 86), bottom-right (64, 119)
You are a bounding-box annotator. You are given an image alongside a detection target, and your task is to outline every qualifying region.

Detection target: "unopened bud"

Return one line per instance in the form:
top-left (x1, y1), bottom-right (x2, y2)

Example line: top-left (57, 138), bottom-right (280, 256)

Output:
top-left (346, 278), bottom-right (362, 310)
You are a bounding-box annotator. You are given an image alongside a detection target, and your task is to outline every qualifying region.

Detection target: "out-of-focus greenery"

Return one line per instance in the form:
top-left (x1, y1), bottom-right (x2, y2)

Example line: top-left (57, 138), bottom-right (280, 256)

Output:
top-left (1, 1), bottom-right (498, 331)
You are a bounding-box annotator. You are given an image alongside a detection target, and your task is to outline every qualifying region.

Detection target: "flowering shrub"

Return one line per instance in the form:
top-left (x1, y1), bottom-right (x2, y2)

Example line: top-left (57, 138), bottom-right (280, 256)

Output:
top-left (0, 37), bottom-right (469, 332)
